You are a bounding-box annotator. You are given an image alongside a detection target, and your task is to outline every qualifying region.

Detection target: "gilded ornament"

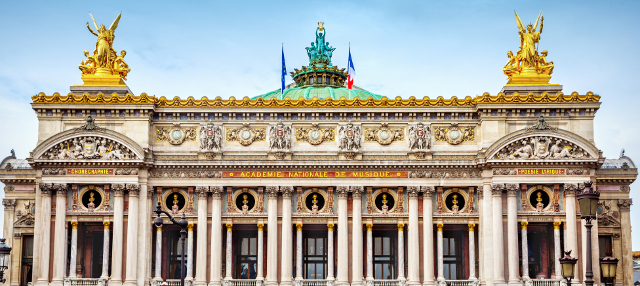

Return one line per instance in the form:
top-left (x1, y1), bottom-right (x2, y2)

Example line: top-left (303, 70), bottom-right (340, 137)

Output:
top-left (156, 125), bottom-right (197, 145)
top-left (226, 123), bottom-right (266, 146)
top-left (296, 123), bottom-right (335, 145)
top-left (364, 123), bottom-right (404, 145)
top-left (433, 123), bottom-right (474, 145)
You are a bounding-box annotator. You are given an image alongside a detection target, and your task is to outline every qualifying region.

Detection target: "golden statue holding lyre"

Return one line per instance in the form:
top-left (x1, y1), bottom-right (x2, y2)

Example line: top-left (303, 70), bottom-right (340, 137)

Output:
top-left (503, 12), bottom-right (556, 85)
top-left (77, 13), bottom-right (129, 86)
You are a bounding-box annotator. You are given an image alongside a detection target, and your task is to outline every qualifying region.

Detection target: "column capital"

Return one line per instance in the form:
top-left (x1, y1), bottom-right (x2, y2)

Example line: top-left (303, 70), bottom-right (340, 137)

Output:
top-left (257, 223), bottom-right (264, 231)
top-left (296, 223), bottom-right (303, 231)
top-left (336, 186), bottom-right (349, 198)
top-left (56, 188), bottom-right (68, 196)
top-left (103, 221), bottom-right (110, 229)
top-left (39, 183), bottom-right (53, 196)
top-left (564, 183), bottom-right (578, 196)
top-left (195, 186), bottom-right (209, 195)
top-left (397, 223), bottom-right (404, 231)
top-left (366, 223), bottom-right (373, 231)
top-left (71, 221), bottom-right (78, 229)
top-left (211, 186), bottom-right (224, 198)
top-left (327, 223), bottom-right (334, 231)
top-left (506, 183), bottom-right (518, 196)
top-left (281, 186), bottom-right (294, 197)
top-left (407, 186), bottom-right (419, 197)
top-left (266, 186), bottom-right (279, 197)
top-left (421, 186), bottom-right (435, 195)
top-left (188, 223), bottom-right (194, 231)
top-left (468, 223), bottom-right (475, 231)
top-left (1, 199), bottom-right (16, 210)
top-left (226, 223), bottom-right (233, 231)
top-left (350, 186), bottom-right (364, 198)
top-left (521, 221), bottom-right (528, 229)
top-left (156, 225), bottom-right (163, 231)
top-left (126, 183), bottom-right (140, 196)
top-left (553, 221), bottom-right (561, 229)
top-left (112, 183), bottom-right (125, 196)
top-left (491, 183), bottom-right (504, 196)
top-left (618, 199), bottom-right (633, 210)
top-left (436, 223), bottom-right (443, 232)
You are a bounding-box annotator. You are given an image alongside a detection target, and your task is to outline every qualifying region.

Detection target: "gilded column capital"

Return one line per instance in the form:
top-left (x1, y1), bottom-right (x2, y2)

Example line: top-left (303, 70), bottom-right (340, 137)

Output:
top-left (327, 223), bottom-right (334, 231)
top-left (257, 223), bottom-right (264, 231)
top-left (126, 184), bottom-right (140, 196)
top-left (103, 221), bottom-right (110, 229)
top-left (211, 186), bottom-right (224, 199)
top-left (71, 221), bottom-right (79, 229)
top-left (468, 223), bottom-right (475, 232)
top-left (553, 221), bottom-right (562, 229)
top-left (296, 223), bottom-right (303, 231)
top-left (195, 186), bottom-right (209, 196)
top-left (226, 223), bottom-right (233, 231)
top-left (491, 183), bottom-right (504, 196)
top-left (350, 186), bottom-right (364, 198)
top-left (421, 186), bottom-right (435, 196)
top-left (112, 183), bottom-right (125, 196)
top-left (521, 221), bottom-right (528, 230)
top-left (618, 199), bottom-right (633, 211)
top-left (436, 223), bottom-right (443, 232)
top-left (564, 184), bottom-right (578, 196)
top-left (156, 225), bottom-right (163, 231)
top-left (336, 186), bottom-right (349, 198)
top-left (281, 186), bottom-right (294, 198)
top-left (2, 199), bottom-right (16, 210)
top-left (188, 223), bottom-right (194, 231)
top-left (366, 223), bottom-right (373, 231)
top-left (266, 186), bottom-right (279, 197)
top-left (407, 186), bottom-right (419, 197)
top-left (397, 223), bottom-right (404, 231)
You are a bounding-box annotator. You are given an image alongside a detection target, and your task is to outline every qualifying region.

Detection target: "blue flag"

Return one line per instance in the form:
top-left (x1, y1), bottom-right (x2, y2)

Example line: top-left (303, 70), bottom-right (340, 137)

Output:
top-left (281, 46), bottom-right (287, 98)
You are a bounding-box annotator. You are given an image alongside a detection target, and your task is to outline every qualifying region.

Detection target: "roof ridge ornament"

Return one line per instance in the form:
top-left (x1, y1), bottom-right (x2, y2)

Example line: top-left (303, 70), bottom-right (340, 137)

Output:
top-left (526, 115), bottom-right (557, 132)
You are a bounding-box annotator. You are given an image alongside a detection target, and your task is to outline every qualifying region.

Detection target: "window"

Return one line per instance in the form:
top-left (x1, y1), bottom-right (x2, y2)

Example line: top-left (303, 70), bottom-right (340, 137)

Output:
top-left (21, 235), bottom-right (34, 286)
top-left (599, 236), bottom-right (612, 258)
top-left (235, 232), bottom-right (258, 279)
top-left (303, 232), bottom-right (328, 279)
top-left (443, 231), bottom-right (463, 280)
top-left (373, 231), bottom-right (396, 279)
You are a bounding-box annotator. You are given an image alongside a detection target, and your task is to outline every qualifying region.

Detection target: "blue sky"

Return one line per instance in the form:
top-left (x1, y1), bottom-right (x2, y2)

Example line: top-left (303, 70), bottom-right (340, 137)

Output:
top-left (1, 0), bottom-right (639, 248)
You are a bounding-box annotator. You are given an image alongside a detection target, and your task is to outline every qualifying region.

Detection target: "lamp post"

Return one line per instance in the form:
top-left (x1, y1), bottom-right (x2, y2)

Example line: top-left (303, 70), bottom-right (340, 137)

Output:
top-left (576, 181), bottom-right (599, 286)
top-left (154, 202), bottom-right (189, 286)
top-left (599, 253), bottom-right (619, 286)
top-left (0, 238), bottom-right (12, 283)
top-left (559, 250), bottom-right (578, 283)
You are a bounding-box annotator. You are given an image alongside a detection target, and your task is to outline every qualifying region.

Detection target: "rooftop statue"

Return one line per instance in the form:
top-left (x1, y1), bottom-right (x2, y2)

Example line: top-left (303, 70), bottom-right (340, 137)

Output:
top-left (305, 22), bottom-right (336, 66)
top-left (78, 13), bottom-right (129, 85)
top-left (503, 12), bottom-right (555, 85)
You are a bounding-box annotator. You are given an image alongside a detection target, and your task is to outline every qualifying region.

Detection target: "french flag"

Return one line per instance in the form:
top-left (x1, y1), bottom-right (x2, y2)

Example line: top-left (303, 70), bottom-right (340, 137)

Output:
top-left (347, 48), bottom-right (355, 89)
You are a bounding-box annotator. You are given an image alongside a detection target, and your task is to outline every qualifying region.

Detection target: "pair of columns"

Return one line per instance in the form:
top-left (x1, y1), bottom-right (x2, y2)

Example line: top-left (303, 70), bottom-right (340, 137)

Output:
top-left (67, 221), bottom-right (111, 279)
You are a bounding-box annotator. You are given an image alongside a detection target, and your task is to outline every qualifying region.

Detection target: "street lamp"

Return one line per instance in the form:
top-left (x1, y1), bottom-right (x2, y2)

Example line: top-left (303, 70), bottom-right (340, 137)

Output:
top-left (559, 250), bottom-right (578, 283)
top-left (0, 238), bottom-right (12, 283)
top-left (154, 202), bottom-right (189, 286)
top-left (576, 181), bottom-right (599, 286)
top-left (599, 253), bottom-right (619, 286)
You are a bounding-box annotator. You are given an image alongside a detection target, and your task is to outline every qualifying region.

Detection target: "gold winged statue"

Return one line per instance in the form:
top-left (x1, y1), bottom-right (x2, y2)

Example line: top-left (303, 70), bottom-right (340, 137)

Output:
top-left (77, 13), bottom-right (130, 86)
top-left (503, 12), bottom-right (555, 85)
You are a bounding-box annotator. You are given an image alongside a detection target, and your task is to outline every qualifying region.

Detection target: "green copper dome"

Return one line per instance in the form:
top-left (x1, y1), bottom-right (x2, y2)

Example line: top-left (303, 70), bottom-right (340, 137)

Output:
top-left (252, 86), bottom-right (384, 100)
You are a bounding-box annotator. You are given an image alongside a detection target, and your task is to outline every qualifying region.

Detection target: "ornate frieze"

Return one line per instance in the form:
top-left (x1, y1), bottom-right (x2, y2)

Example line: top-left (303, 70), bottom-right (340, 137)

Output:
top-left (156, 124), bottom-right (197, 145)
top-left (40, 136), bottom-right (139, 160)
top-left (114, 168), bottom-right (138, 175)
top-left (364, 123), bottom-right (404, 145)
top-left (226, 123), bottom-right (266, 146)
top-left (493, 136), bottom-right (591, 160)
top-left (295, 123), bottom-right (335, 145)
top-left (493, 168), bottom-right (518, 175)
top-left (149, 169), bottom-right (221, 178)
top-left (409, 170), bottom-right (480, 178)
top-left (433, 123), bottom-right (474, 145)
top-left (199, 121), bottom-right (223, 151)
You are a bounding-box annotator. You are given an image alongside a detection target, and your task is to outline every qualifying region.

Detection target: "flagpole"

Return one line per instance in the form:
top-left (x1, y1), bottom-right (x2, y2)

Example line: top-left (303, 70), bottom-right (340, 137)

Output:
top-left (348, 42), bottom-right (351, 100)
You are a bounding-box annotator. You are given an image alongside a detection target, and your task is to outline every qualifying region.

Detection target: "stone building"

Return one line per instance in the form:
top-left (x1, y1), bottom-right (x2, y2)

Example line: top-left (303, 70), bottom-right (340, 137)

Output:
top-left (0, 17), bottom-right (636, 286)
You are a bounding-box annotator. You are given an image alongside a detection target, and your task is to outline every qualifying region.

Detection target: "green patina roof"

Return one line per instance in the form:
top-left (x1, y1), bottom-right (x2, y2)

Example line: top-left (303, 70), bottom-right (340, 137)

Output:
top-left (252, 86), bottom-right (384, 100)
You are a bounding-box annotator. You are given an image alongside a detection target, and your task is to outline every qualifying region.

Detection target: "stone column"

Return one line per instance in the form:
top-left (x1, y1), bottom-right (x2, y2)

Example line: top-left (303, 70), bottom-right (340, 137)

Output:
top-left (477, 186), bottom-right (483, 282)
top-left (101, 222), bottom-right (111, 279)
top-left (195, 186), bottom-right (209, 286)
top-left (281, 186), bottom-right (294, 286)
top-left (563, 184), bottom-right (579, 285)
top-left (491, 184), bottom-right (506, 285)
top-left (111, 184), bottom-right (125, 285)
top-left (366, 223), bottom-right (373, 281)
top-left (68, 221), bottom-right (78, 277)
top-left (265, 187), bottom-right (279, 286)
top-left (2, 199), bottom-right (16, 285)
top-left (397, 223), bottom-right (405, 281)
top-left (35, 184), bottom-right (53, 286)
top-left (553, 222), bottom-right (562, 279)
top-left (351, 186), bottom-right (364, 286)
top-left (225, 223), bottom-right (233, 280)
top-left (468, 223), bottom-right (476, 280)
top-left (619, 199), bottom-right (633, 286)
top-left (436, 223), bottom-right (444, 282)
top-left (257, 223), bottom-right (265, 281)
top-left (407, 187), bottom-right (419, 286)
top-left (327, 223), bottom-right (335, 282)
top-left (154, 226), bottom-right (163, 280)
top-left (137, 181), bottom-right (149, 286)
top-left (187, 224), bottom-right (195, 280)
top-left (481, 183), bottom-right (493, 284)
top-left (506, 184), bottom-right (519, 286)
top-left (521, 222), bottom-right (529, 280)
top-left (124, 184), bottom-right (140, 286)
top-left (10, 233), bottom-right (22, 286)
top-left (210, 187), bottom-right (224, 286)
top-left (422, 186), bottom-right (435, 286)
top-left (51, 187), bottom-right (68, 286)
top-left (336, 187), bottom-right (349, 286)
top-left (296, 223), bottom-right (303, 281)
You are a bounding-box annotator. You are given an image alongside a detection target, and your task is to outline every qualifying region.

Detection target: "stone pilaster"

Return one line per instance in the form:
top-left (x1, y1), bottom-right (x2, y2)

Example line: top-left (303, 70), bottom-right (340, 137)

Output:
top-left (111, 184), bottom-right (125, 286)
top-left (68, 221), bottom-right (78, 278)
top-left (195, 186), bottom-right (208, 286)
top-left (281, 186), bottom-right (294, 286)
top-left (468, 223), bottom-right (476, 280)
top-left (10, 233), bottom-right (22, 286)
top-left (506, 184), bottom-right (520, 286)
top-left (618, 199), bottom-right (633, 286)
top-left (481, 183), bottom-right (493, 284)
top-left (2, 199), bottom-right (16, 286)
top-left (351, 186), bottom-right (364, 286)
top-left (35, 184), bottom-right (53, 286)
top-left (51, 186), bottom-right (68, 286)
top-left (209, 186), bottom-right (224, 286)
top-left (407, 187), bottom-right (419, 286)
top-left (476, 185), bottom-right (483, 282)
top-left (422, 186), bottom-right (435, 286)
top-left (137, 181), bottom-right (149, 286)
top-left (491, 184), bottom-right (506, 286)
top-left (397, 223), bottom-right (405, 281)
top-left (124, 184), bottom-right (140, 286)
top-left (336, 186), bottom-right (349, 286)
top-left (265, 186), bottom-right (279, 286)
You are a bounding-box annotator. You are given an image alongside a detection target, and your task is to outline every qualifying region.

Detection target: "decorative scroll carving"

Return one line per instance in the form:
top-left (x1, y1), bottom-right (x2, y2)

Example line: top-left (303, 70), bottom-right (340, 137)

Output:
top-left (526, 116), bottom-right (557, 132)
top-left (505, 184), bottom-right (519, 196)
top-left (338, 121), bottom-right (361, 153)
top-left (490, 184), bottom-right (504, 195)
top-left (597, 201), bottom-right (620, 227)
top-left (195, 186), bottom-right (209, 196)
top-left (421, 186), bottom-right (435, 195)
top-left (2, 199), bottom-right (16, 210)
top-left (156, 125), bottom-right (197, 145)
top-left (211, 186), bottom-right (223, 199)
top-left (566, 168), bottom-right (589, 175)
top-left (199, 121), bottom-right (223, 151)
top-left (409, 122), bottom-right (432, 151)
top-left (15, 200), bottom-right (35, 226)
top-left (40, 136), bottom-right (139, 160)
top-left (149, 170), bottom-right (221, 178)
top-left (226, 123), bottom-right (266, 146)
top-left (350, 186), bottom-right (364, 199)
top-left (409, 170), bottom-right (480, 178)
top-left (564, 184), bottom-right (578, 196)
top-left (336, 186), bottom-right (349, 198)
top-left (365, 123), bottom-right (404, 145)
top-left (75, 116), bottom-right (106, 132)
top-left (281, 186), bottom-right (294, 198)
top-left (295, 123), bottom-right (335, 145)
top-left (493, 136), bottom-right (591, 160)
top-left (112, 184), bottom-right (125, 196)
top-left (620, 185), bottom-right (630, 193)
top-left (617, 199), bottom-right (632, 211)
top-left (433, 123), bottom-right (474, 145)
top-left (269, 121), bottom-right (292, 154)
top-left (265, 186), bottom-right (279, 198)
top-left (493, 168), bottom-right (518, 175)
top-left (126, 184), bottom-right (140, 196)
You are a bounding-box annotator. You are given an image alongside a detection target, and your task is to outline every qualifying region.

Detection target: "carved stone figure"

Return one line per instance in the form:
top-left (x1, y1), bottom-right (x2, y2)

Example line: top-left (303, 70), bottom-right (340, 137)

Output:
top-left (494, 135), bottom-right (591, 160)
top-left (268, 120), bottom-right (292, 151)
top-left (199, 120), bottom-right (223, 151)
top-left (40, 135), bottom-right (138, 160)
top-left (338, 121), bottom-right (361, 152)
top-left (15, 201), bottom-right (36, 226)
top-left (409, 122), bottom-right (432, 151)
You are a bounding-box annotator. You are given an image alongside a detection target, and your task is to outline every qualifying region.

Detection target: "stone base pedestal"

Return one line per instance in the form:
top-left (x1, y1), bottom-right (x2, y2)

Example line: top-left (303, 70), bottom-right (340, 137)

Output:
top-left (499, 84), bottom-right (563, 96)
top-left (70, 85), bottom-right (132, 96)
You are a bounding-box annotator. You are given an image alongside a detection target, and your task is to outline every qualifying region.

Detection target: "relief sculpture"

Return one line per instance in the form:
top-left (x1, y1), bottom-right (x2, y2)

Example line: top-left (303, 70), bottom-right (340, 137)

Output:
top-left (494, 136), bottom-right (591, 160)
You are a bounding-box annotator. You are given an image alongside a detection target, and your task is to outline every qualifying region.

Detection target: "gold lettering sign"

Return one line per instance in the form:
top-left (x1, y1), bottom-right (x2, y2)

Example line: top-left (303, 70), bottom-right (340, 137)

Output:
top-left (67, 169), bottom-right (114, 175)
top-left (517, 169), bottom-right (565, 175)
top-left (222, 171), bottom-right (408, 178)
